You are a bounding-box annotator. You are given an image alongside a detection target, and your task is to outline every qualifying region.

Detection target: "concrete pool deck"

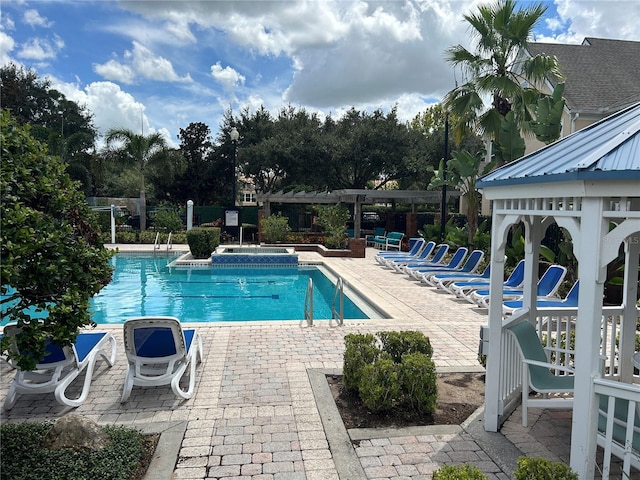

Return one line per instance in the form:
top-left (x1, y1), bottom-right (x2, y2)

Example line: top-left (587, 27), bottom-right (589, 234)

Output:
top-left (0, 244), bottom-right (582, 479)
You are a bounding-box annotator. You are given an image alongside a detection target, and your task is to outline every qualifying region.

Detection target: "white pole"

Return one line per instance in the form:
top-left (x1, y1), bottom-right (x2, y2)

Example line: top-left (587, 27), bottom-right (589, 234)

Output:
top-left (186, 200), bottom-right (194, 231)
top-left (239, 226), bottom-right (243, 246)
top-left (110, 205), bottom-right (116, 244)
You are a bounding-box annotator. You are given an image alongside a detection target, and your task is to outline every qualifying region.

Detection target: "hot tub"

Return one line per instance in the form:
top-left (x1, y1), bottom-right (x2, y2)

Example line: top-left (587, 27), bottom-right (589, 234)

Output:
top-left (211, 246), bottom-right (298, 267)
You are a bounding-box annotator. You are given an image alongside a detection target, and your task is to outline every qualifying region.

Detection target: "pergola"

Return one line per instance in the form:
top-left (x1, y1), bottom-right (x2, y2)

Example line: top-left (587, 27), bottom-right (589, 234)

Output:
top-left (478, 103), bottom-right (640, 478)
top-left (256, 189), bottom-right (459, 237)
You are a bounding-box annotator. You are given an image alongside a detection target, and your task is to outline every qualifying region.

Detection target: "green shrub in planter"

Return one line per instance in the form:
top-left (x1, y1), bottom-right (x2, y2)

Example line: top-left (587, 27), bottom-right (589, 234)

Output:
top-left (343, 333), bottom-right (378, 392)
top-left (378, 330), bottom-right (433, 362)
top-left (398, 353), bottom-right (437, 413)
top-left (432, 464), bottom-right (488, 479)
top-left (342, 330), bottom-right (438, 414)
top-left (186, 227), bottom-right (220, 258)
top-left (261, 214), bottom-right (291, 243)
top-left (358, 354), bottom-right (401, 412)
top-left (514, 457), bottom-right (577, 479)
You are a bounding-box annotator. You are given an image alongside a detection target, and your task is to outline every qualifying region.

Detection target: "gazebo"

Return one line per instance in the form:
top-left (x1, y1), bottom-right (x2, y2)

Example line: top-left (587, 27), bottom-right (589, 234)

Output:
top-left (477, 103), bottom-right (640, 478)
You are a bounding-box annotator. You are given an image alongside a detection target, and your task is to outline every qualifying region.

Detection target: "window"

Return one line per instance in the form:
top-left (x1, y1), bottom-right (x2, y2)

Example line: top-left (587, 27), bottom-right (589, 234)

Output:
top-left (242, 192), bottom-right (256, 203)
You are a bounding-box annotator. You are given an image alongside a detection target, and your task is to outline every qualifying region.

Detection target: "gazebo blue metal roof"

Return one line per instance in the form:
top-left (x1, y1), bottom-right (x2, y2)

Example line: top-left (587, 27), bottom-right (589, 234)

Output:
top-left (477, 102), bottom-right (640, 188)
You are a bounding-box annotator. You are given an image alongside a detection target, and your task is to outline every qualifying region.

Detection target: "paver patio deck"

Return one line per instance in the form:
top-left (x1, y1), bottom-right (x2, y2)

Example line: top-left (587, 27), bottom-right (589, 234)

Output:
top-left (0, 245), bottom-right (610, 479)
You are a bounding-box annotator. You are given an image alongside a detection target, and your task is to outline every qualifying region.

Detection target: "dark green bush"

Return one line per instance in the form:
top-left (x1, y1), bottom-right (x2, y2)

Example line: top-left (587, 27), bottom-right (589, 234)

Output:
top-left (514, 457), bottom-right (578, 479)
top-left (0, 421), bottom-right (148, 480)
top-left (260, 214), bottom-right (291, 243)
top-left (186, 227), bottom-right (220, 258)
top-left (432, 464), bottom-right (488, 479)
top-left (342, 330), bottom-right (438, 414)
top-left (378, 330), bottom-right (433, 362)
top-left (398, 353), bottom-right (437, 413)
top-left (358, 354), bottom-right (401, 412)
top-left (343, 333), bottom-right (378, 392)
top-left (152, 207), bottom-right (184, 232)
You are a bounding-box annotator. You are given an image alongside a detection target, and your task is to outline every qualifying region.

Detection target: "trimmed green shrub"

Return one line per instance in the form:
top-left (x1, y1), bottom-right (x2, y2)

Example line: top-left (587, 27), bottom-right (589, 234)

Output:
top-left (343, 333), bottom-right (378, 392)
top-left (152, 207), bottom-right (183, 232)
top-left (514, 457), bottom-right (578, 479)
top-left (342, 330), bottom-right (438, 414)
top-left (186, 227), bottom-right (220, 258)
top-left (261, 214), bottom-right (291, 243)
top-left (358, 354), bottom-right (401, 412)
top-left (378, 330), bottom-right (433, 362)
top-left (398, 353), bottom-right (437, 413)
top-left (433, 464), bottom-right (488, 479)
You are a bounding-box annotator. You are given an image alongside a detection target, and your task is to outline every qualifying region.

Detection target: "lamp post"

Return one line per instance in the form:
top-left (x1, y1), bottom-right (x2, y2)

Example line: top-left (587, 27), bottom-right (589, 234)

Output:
top-left (440, 114), bottom-right (449, 243)
top-left (229, 126), bottom-right (239, 206)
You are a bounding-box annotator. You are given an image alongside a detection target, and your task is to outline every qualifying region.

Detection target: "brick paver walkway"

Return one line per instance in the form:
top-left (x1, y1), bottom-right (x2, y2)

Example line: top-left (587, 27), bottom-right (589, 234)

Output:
top-left (0, 246), bottom-right (583, 479)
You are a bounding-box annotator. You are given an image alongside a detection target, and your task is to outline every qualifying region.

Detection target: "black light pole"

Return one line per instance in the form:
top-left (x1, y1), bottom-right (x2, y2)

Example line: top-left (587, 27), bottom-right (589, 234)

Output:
top-left (229, 126), bottom-right (239, 206)
top-left (440, 114), bottom-right (449, 243)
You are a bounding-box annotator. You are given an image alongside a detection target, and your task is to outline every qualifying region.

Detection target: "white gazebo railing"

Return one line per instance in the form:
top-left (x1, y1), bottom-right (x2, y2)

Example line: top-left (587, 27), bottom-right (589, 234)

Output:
top-left (496, 306), bottom-right (640, 477)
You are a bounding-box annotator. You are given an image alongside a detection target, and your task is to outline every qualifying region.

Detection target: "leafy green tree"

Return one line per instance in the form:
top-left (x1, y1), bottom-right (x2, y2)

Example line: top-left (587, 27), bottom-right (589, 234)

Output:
top-left (1, 63), bottom-right (98, 192)
top-left (444, 0), bottom-right (563, 164)
top-left (104, 128), bottom-right (168, 230)
top-left (0, 111), bottom-right (113, 370)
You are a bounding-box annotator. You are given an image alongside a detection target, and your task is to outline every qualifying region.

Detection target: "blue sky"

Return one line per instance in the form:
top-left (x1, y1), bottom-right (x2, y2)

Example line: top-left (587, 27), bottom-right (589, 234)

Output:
top-left (1, 0), bottom-right (639, 147)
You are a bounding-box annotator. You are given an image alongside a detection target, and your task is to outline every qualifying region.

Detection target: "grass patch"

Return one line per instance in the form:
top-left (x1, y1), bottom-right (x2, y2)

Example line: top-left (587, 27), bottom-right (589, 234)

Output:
top-left (1, 421), bottom-right (157, 480)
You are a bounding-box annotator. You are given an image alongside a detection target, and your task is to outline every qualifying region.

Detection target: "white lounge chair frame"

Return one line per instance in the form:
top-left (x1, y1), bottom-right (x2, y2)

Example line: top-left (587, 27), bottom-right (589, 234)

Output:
top-left (2, 325), bottom-right (117, 409)
top-left (122, 316), bottom-right (203, 402)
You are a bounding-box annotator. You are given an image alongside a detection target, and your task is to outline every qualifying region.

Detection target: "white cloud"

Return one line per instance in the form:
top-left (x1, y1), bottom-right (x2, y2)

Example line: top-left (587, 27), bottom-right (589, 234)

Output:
top-left (94, 41), bottom-right (192, 84)
top-left (0, 31), bottom-right (16, 65)
top-left (210, 62), bottom-right (245, 91)
top-left (17, 34), bottom-right (64, 61)
top-left (93, 59), bottom-right (136, 84)
top-left (23, 9), bottom-right (52, 28)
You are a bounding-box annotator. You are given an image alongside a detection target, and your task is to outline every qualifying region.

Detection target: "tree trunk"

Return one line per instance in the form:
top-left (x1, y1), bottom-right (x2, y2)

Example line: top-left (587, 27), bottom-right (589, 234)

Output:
top-left (139, 190), bottom-right (146, 231)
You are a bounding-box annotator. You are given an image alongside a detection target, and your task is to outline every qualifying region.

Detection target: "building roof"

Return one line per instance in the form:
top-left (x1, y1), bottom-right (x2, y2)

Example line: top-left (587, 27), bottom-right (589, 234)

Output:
top-left (526, 37), bottom-right (640, 114)
top-left (477, 102), bottom-right (640, 189)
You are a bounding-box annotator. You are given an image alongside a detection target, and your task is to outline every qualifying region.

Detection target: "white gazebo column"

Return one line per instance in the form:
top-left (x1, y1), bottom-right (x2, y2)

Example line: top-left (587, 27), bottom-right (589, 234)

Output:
top-left (619, 232), bottom-right (640, 383)
top-left (483, 206), bottom-right (513, 431)
top-left (570, 197), bottom-right (608, 478)
top-left (521, 217), bottom-right (544, 311)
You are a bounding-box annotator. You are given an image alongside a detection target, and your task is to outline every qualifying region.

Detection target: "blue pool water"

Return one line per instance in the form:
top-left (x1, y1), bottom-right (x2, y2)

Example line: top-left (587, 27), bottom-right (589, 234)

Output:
top-left (88, 254), bottom-right (370, 323)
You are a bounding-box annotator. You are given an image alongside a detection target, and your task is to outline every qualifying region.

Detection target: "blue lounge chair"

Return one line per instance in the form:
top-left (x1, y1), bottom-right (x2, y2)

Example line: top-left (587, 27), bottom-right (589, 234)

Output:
top-left (421, 250), bottom-right (485, 286)
top-left (393, 244), bottom-right (450, 273)
top-left (470, 264), bottom-right (567, 308)
top-left (2, 325), bottom-right (117, 409)
top-left (122, 316), bottom-right (203, 402)
top-left (449, 259), bottom-right (525, 299)
top-left (374, 238), bottom-right (427, 266)
top-left (430, 264), bottom-right (491, 291)
top-left (503, 280), bottom-right (580, 315)
top-left (405, 247), bottom-right (468, 280)
top-left (384, 241), bottom-right (437, 269)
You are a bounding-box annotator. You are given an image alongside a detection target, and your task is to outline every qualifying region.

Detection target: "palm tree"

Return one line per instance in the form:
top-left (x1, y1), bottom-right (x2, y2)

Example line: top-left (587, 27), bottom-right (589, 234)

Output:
top-left (444, 0), bottom-right (563, 164)
top-left (104, 128), bottom-right (167, 231)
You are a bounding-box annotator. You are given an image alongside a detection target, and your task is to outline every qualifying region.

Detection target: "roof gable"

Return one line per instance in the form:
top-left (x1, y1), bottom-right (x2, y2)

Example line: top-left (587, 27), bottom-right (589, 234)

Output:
top-left (527, 38), bottom-right (640, 113)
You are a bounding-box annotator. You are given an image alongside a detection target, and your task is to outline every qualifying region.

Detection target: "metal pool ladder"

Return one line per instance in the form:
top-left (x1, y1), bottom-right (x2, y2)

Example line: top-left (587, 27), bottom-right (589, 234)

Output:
top-left (331, 278), bottom-right (344, 326)
top-left (153, 232), bottom-right (173, 252)
top-left (304, 276), bottom-right (345, 326)
top-left (304, 277), bottom-right (314, 325)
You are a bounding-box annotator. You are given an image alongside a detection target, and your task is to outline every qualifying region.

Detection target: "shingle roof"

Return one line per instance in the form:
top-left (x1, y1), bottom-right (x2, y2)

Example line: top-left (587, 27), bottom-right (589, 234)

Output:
top-left (477, 103), bottom-right (640, 188)
top-left (526, 38), bottom-right (640, 114)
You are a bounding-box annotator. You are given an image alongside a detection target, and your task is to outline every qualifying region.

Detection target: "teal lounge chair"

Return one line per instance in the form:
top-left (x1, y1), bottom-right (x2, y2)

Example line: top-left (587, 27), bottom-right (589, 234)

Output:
top-left (371, 231), bottom-right (404, 251)
top-left (366, 227), bottom-right (386, 246)
top-left (506, 320), bottom-right (574, 427)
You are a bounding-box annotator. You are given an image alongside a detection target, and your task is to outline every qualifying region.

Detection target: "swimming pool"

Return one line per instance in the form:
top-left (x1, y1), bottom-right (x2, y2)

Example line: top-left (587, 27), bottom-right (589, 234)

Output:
top-left (89, 253), bottom-right (375, 323)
